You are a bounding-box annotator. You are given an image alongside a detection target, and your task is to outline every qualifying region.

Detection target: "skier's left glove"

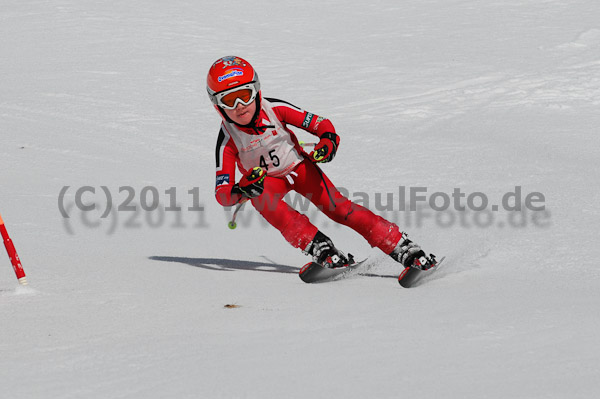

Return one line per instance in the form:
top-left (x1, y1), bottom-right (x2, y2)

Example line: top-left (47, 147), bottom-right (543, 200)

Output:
top-left (232, 167), bottom-right (266, 199)
top-left (310, 132), bottom-right (339, 163)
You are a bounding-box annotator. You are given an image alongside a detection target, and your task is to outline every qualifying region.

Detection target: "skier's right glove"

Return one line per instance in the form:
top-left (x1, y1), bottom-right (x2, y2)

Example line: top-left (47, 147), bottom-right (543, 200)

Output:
top-left (232, 167), bottom-right (266, 199)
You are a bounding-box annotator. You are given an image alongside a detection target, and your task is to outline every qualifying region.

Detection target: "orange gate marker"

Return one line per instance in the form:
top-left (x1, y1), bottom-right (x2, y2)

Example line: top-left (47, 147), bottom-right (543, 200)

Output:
top-left (0, 213), bottom-right (28, 285)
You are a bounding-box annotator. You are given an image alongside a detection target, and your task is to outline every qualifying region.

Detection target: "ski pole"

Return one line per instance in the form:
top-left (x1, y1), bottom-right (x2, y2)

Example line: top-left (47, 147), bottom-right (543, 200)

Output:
top-left (0, 212), bottom-right (28, 285)
top-left (299, 141), bottom-right (316, 148)
top-left (228, 199), bottom-right (248, 230)
top-left (226, 142), bottom-right (315, 230)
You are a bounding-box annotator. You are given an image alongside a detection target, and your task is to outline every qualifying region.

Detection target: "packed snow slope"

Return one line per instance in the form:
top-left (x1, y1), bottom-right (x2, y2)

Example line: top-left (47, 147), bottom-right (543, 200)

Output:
top-left (1, 1), bottom-right (600, 398)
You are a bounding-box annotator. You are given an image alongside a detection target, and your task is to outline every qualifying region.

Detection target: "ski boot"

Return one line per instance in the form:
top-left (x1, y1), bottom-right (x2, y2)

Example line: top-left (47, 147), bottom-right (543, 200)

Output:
top-left (305, 231), bottom-right (353, 269)
top-left (389, 233), bottom-right (436, 270)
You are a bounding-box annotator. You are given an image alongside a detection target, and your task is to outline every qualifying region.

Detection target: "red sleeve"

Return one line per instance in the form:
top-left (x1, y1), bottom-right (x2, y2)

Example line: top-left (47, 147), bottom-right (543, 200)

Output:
top-left (268, 98), bottom-right (336, 139)
top-left (214, 127), bottom-right (243, 207)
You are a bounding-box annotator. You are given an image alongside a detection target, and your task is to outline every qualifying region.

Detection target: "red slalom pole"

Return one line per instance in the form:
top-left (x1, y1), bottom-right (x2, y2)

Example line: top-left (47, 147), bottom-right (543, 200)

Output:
top-left (0, 213), bottom-right (28, 285)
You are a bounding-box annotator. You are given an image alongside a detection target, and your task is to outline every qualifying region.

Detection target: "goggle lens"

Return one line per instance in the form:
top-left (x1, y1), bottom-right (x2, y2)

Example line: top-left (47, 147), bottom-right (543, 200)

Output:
top-left (221, 89), bottom-right (253, 108)
top-left (212, 83), bottom-right (258, 110)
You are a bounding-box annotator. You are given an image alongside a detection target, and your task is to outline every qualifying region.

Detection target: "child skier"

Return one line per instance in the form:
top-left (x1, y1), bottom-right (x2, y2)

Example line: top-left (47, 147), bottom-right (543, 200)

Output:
top-left (207, 56), bottom-right (434, 271)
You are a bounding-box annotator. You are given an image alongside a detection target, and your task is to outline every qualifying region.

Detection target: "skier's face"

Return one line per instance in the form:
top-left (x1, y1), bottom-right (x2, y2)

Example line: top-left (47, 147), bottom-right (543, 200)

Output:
top-left (223, 99), bottom-right (256, 126)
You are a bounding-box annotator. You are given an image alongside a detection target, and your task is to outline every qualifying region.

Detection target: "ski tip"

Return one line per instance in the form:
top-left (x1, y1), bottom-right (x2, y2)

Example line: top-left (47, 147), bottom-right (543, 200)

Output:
top-left (398, 266), bottom-right (416, 288)
top-left (299, 262), bottom-right (323, 283)
top-left (398, 255), bottom-right (446, 288)
top-left (299, 262), bottom-right (313, 275)
top-left (398, 266), bottom-right (410, 280)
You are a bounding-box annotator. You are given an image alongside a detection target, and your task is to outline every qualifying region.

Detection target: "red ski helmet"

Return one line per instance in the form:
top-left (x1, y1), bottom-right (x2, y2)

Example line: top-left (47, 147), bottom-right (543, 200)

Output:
top-left (207, 56), bottom-right (261, 109)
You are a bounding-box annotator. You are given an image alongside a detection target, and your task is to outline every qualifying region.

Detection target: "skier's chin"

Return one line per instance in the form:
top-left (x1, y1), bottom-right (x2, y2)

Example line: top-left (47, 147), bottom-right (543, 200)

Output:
top-left (224, 102), bottom-right (255, 125)
top-left (235, 110), bottom-right (252, 124)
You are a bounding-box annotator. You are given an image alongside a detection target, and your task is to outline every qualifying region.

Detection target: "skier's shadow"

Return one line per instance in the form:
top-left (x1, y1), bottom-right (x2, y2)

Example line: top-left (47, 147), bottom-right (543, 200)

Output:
top-left (149, 255), bottom-right (299, 274)
top-left (149, 255), bottom-right (397, 279)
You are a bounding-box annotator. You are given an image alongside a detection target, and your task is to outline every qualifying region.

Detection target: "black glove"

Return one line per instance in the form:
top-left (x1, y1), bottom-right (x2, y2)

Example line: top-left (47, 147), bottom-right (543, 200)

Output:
top-left (310, 132), bottom-right (339, 163)
top-left (232, 167), bottom-right (266, 198)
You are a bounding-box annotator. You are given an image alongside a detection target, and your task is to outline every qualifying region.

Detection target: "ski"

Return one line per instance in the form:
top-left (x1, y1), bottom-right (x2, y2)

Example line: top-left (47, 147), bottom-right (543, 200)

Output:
top-left (398, 256), bottom-right (446, 288)
top-left (299, 256), bottom-right (447, 286)
top-left (299, 259), bottom-right (368, 283)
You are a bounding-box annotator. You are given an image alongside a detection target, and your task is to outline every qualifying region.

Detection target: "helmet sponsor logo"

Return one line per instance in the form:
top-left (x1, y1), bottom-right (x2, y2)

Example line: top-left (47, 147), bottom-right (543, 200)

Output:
top-left (218, 68), bottom-right (244, 82)
top-left (220, 56), bottom-right (247, 68)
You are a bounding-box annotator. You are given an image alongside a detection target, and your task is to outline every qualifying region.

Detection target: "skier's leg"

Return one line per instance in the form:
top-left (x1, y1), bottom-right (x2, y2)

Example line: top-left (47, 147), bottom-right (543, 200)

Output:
top-left (250, 176), bottom-right (318, 250)
top-left (292, 160), bottom-right (403, 255)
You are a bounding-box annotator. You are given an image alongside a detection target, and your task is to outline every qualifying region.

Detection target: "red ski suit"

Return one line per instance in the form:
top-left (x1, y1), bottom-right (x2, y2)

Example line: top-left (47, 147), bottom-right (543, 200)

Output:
top-left (214, 97), bottom-right (402, 254)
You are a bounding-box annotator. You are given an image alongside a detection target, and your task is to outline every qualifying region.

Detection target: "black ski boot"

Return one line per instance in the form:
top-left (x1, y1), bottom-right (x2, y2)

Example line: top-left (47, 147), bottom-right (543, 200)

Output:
top-left (305, 231), bottom-right (353, 268)
top-left (389, 233), bottom-right (436, 270)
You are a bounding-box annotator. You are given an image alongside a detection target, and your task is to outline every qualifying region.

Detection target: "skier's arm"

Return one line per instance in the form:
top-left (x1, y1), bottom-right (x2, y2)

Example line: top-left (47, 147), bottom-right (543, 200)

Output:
top-left (268, 98), bottom-right (340, 162)
top-left (215, 129), bottom-right (244, 207)
top-left (267, 97), bottom-right (337, 139)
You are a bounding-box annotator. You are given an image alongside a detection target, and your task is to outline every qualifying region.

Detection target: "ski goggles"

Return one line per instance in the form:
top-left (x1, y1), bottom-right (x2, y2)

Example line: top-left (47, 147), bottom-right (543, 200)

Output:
top-left (211, 83), bottom-right (259, 110)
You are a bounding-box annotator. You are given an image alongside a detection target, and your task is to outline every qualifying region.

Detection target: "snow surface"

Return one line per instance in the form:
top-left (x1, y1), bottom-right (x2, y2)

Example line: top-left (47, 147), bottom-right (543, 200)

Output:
top-left (1, 1), bottom-right (600, 398)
